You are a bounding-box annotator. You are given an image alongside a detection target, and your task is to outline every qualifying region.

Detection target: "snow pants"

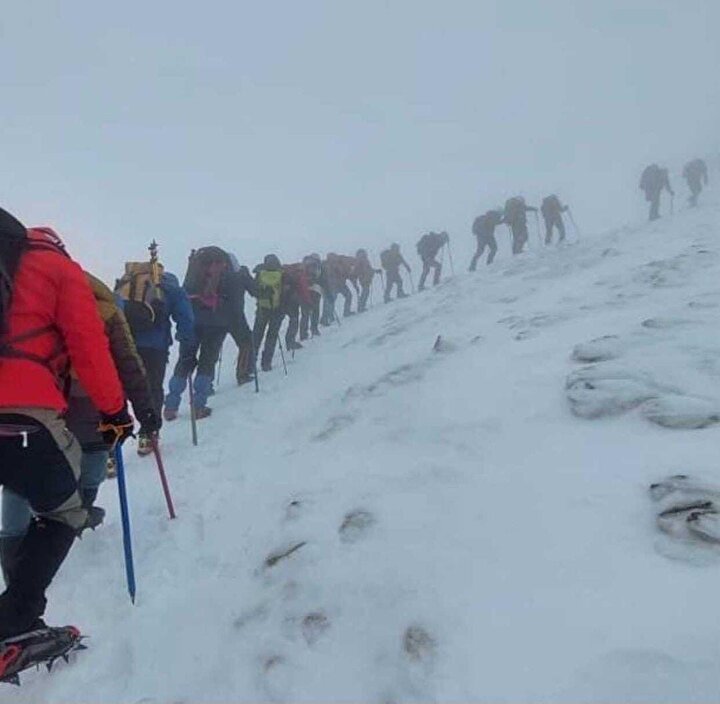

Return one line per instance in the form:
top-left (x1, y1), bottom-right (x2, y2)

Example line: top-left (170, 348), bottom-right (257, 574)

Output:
top-left (137, 347), bottom-right (168, 431)
top-left (469, 236), bottom-right (497, 270)
top-left (543, 214), bottom-right (566, 244)
top-left (166, 325), bottom-right (226, 410)
top-left (300, 291), bottom-right (321, 339)
top-left (419, 256), bottom-right (441, 289)
top-left (384, 268), bottom-right (406, 301)
top-left (0, 410), bottom-right (85, 638)
top-left (511, 222), bottom-right (528, 254)
top-left (253, 307), bottom-right (283, 370)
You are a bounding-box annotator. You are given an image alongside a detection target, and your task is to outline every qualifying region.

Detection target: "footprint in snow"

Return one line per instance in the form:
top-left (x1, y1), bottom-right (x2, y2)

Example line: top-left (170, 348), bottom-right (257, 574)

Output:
top-left (339, 509), bottom-right (376, 543)
top-left (301, 611), bottom-right (331, 645)
top-left (403, 625), bottom-right (437, 666)
top-left (572, 335), bottom-right (624, 363)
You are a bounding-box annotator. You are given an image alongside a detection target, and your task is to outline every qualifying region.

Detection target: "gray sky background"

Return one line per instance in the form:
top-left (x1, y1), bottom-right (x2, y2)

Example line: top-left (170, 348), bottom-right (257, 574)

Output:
top-left (1, 0), bottom-right (718, 279)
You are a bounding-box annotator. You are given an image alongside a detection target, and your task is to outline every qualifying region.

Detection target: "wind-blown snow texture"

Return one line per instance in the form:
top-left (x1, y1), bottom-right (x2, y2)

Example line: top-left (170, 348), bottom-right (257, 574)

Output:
top-left (16, 198), bottom-right (720, 702)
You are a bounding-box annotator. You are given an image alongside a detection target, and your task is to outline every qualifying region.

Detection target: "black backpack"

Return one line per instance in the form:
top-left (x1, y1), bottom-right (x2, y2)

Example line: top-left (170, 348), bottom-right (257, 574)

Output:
top-left (0, 208), bottom-right (28, 337)
top-left (184, 246), bottom-right (232, 311)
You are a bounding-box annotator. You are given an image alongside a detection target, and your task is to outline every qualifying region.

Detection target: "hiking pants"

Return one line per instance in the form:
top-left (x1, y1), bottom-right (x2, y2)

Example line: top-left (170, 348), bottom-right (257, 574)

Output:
top-left (0, 410), bottom-right (85, 638)
top-left (687, 176), bottom-right (702, 207)
top-left (337, 282), bottom-right (353, 316)
top-left (300, 291), bottom-right (321, 339)
top-left (229, 317), bottom-right (253, 381)
top-left (137, 347), bottom-right (168, 430)
top-left (320, 291), bottom-right (336, 325)
top-left (511, 222), bottom-right (528, 254)
top-left (543, 215), bottom-right (566, 244)
top-left (166, 325), bottom-right (226, 409)
top-left (645, 189), bottom-right (662, 221)
top-left (358, 279), bottom-right (372, 312)
top-left (419, 256), bottom-right (441, 289)
top-left (285, 301), bottom-right (300, 347)
top-left (384, 269), bottom-right (405, 301)
top-left (253, 307), bottom-right (283, 369)
top-left (470, 236), bottom-right (497, 270)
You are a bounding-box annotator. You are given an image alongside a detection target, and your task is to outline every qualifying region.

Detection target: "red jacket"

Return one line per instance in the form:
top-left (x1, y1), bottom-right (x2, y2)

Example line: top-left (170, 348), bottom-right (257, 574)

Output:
top-left (0, 228), bottom-right (125, 415)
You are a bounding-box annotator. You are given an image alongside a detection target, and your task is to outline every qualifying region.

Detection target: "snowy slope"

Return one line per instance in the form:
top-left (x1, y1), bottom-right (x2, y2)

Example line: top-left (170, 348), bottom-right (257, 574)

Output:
top-left (14, 197), bottom-right (720, 702)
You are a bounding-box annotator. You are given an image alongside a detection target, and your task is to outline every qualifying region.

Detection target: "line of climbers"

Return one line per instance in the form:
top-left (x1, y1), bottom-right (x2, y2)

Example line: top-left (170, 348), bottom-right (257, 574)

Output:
top-left (0, 154), bottom-right (713, 645)
top-left (639, 158), bottom-right (709, 221)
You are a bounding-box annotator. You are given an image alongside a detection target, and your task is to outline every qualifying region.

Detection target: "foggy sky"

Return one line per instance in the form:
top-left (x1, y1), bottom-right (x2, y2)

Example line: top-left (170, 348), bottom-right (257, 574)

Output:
top-left (1, 0), bottom-right (718, 279)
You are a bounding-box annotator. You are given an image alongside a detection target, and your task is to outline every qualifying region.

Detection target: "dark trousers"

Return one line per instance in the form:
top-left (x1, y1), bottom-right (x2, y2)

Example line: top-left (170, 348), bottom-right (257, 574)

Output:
top-left (300, 292), bottom-right (321, 339)
top-left (646, 190), bottom-right (661, 221)
top-left (173, 325), bottom-right (226, 379)
top-left (687, 177), bottom-right (702, 207)
top-left (229, 318), bottom-right (253, 382)
top-left (0, 414), bottom-right (82, 637)
top-left (358, 279), bottom-right (372, 311)
top-left (254, 307), bottom-right (283, 369)
top-left (285, 302), bottom-right (300, 346)
top-left (137, 347), bottom-right (168, 431)
top-left (419, 257), bottom-right (441, 289)
top-left (470, 236), bottom-right (497, 270)
top-left (337, 282), bottom-right (353, 315)
top-left (543, 215), bottom-right (566, 244)
top-left (384, 269), bottom-right (405, 301)
top-left (511, 223), bottom-right (528, 254)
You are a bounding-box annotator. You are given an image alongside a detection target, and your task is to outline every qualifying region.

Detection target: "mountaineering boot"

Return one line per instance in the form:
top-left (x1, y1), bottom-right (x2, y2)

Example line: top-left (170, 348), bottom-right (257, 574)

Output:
top-left (0, 519), bottom-right (76, 640)
top-left (194, 406), bottom-right (212, 420)
top-left (0, 625), bottom-right (84, 684)
top-left (163, 408), bottom-right (178, 422)
top-left (261, 361), bottom-right (272, 372)
top-left (0, 537), bottom-right (23, 588)
top-left (137, 434), bottom-right (153, 457)
top-left (287, 340), bottom-right (303, 351)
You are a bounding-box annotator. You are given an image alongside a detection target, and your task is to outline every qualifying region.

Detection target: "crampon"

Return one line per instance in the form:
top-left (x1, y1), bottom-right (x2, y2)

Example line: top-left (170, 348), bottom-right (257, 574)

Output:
top-left (0, 626), bottom-right (86, 685)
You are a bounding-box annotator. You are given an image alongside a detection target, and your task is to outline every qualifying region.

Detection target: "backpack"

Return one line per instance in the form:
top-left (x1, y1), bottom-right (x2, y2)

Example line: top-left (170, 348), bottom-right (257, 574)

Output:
top-left (183, 246), bottom-right (231, 311)
top-left (0, 208), bottom-right (29, 337)
top-left (504, 197), bottom-right (525, 222)
top-left (257, 269), bottom-right (283, 310)
top-left (416, 234), bottom-right (432, 255)
top-left (115, 261), bottom-right (166, 334)
top-left (0, 220), bottom-right (72, 384)
top-left (640, 164), bottom-right (660, 191)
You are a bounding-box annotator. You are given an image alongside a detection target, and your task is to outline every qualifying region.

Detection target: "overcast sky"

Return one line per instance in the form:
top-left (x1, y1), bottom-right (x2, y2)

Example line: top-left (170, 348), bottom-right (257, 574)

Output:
top-left (1, 0), bottom-right (718, 279)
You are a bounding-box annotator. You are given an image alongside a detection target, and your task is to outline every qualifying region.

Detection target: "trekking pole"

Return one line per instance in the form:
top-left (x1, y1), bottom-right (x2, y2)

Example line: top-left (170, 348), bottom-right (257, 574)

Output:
top-left (278, 339), bottom-right (288, 376)
top-left (114, 445), bottom-right (137, 604)
top-left (446, 242), bottom-right (455, 276)
top-left (187, 374), bottom-right (198, 446)
top-left (567, 209), bottom-right (581, 240)
top-left (150, 435), bottom-right (176, 519)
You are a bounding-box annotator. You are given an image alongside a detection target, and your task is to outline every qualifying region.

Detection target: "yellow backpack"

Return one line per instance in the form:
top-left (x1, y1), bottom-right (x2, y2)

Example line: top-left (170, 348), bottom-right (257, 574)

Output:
top-left (115, 261), bottom-right (165, 333)
top-left (257, 270), bottom-right (282, 310)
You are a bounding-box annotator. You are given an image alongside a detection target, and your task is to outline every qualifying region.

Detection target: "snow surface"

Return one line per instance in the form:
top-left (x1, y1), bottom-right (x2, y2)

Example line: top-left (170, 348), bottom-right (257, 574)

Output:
top-left (13, 197), bottom-right (720, 702)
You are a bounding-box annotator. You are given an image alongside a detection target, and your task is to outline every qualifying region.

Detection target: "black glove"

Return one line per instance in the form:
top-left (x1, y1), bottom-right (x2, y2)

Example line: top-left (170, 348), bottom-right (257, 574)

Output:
top-left (136, 407), bottom-right (160, 436)
top-left (99, 407), bottom-right (135, 447)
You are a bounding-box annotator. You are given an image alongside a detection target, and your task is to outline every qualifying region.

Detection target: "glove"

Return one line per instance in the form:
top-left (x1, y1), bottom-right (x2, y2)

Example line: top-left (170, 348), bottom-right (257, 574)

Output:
top-left (136, 406), bottom-right (160, 436)
top-left (99, 407), bottom-right (135, 447)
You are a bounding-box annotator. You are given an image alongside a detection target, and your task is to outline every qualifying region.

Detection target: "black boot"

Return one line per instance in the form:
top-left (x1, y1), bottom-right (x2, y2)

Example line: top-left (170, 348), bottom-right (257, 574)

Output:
top-left (0, 518), bottom-right (75, 639)
top-left (0, 536), bottom-right (24, 587)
